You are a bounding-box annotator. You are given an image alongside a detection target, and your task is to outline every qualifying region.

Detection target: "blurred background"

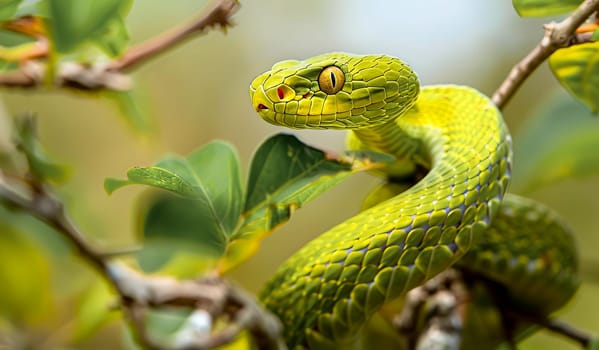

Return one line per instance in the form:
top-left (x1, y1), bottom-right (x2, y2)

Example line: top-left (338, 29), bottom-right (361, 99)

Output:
top-left (0, 0), bottom-right (598, 349)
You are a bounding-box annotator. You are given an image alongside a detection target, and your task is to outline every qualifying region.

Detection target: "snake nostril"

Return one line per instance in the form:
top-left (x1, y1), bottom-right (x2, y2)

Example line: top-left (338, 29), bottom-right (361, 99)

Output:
top-left (257, 103), bottom-right (267, 111)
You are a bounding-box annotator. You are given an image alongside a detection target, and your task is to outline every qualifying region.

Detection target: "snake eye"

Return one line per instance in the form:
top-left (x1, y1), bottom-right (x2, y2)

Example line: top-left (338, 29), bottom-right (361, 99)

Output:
top-left (318, 66), bottom-right (345, 94)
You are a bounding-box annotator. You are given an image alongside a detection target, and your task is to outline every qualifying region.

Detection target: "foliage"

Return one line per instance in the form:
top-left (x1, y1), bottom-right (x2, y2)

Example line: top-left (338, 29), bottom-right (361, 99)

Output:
top-left (106, 134), bottom-right (393, 273)
top-left (45, 0), bottom-right (131, 56)
top-left (0, 0), bottom-right (598, 349)
top-left (550, 42), bottom-right (599, 113)
top-left (13, 116), bottom-right (69, 182)
top-left (512, 0), bottom-right (582, 17)
top-left (513, 94), bottom-right (599, 192)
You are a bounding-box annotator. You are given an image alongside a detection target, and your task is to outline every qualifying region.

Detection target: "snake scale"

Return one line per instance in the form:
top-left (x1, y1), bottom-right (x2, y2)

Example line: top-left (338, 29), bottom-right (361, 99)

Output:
top-left (249, 53), bottom-right (579, 349)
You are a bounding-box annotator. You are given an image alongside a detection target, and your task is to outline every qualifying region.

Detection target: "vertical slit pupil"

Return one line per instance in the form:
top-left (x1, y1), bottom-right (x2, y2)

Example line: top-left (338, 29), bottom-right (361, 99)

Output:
top-left (330, 72), bottom-right (336, 87)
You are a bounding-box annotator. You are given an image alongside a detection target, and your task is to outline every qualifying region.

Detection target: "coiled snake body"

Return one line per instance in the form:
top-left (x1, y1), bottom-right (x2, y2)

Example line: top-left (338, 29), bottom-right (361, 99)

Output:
top-left (249, 53), bottom-right (578, 349)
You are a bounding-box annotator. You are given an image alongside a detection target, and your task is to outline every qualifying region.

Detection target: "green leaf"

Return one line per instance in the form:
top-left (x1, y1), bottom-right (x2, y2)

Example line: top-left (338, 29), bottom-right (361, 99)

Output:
top-left (244, 134), bottom-right (351, 212)
top-left (219, 134), bottom-right (393, 271)
top-left (0, 24), bottom-right (42, 65)
top-left (89, 14), bottom-right (128, 57)
top-left (136, 193), bottom-right (227, 274)
top-left (0, 58), bottom-right (18, 71)
top-left (14, 116), bottom-right (69, 182)
top-left (512, 93), bottom-right (599, 192)
top-left (0, 0), bottom-right (23, 21)
top-left (107, 161), bottom-right (201, 197)
top-left (512, 0), bottom-right (582, 17)
top-left (114, 134), bottom-right (392, 273)
top-left (550, 41), bottom-right (599, 113)
top-left (108, 141), bottom-right (243, 272)
top-left (70, 279), bottom-right (117, 343)
top-left (0, 223), bottom-right (52, 322)
top-left (14, 0), bottom-right (45, 17)
top-left (0, 28), bottom-right (35, 46)
top-left (593, 28), bottom-right (599, 41)
top-left (108, 141), bottom-right (243, 233)
top-left (104, 89), bottom-right (154, 133)
top-left (45, 0), bottom-right (131, 55)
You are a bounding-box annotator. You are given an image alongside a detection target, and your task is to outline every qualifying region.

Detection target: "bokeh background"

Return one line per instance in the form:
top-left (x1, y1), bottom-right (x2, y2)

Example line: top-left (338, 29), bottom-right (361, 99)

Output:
top-left (1, 1), bottom-right (598, 349)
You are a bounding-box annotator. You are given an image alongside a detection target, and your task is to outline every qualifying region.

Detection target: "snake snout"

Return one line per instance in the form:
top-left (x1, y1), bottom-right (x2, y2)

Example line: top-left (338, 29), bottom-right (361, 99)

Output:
top-left (251, 89), bottom-right (271, 112)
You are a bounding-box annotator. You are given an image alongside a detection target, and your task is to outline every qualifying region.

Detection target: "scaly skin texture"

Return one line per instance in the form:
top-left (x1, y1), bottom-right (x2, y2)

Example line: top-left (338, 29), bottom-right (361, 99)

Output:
top-left (249, 53), bottom-right (578, 349)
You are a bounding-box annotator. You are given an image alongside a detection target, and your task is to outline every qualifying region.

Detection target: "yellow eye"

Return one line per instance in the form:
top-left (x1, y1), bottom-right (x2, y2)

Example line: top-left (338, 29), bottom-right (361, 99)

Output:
top-left (318, 66), bottom-right (345, 94)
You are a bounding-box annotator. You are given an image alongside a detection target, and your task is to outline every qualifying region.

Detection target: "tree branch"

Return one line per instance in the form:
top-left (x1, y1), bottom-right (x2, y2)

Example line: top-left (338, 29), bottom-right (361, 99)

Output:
top-left (492, 0), bottom-right (599, 109)
top-left (394, 269), bottom-right (467, 350)
top-left (0, 172), bottom-right (284, 349)
top-left (0, 0), bottom-right (239, 90)
top-left (505, 308), bottom-right (593, 348)
top-left (110, 0), bottom-right (239, 72)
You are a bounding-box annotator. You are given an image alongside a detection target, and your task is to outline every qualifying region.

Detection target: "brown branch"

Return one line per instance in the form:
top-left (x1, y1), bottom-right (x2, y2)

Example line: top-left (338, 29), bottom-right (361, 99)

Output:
top-left (492, 0), bottom-right (599, 109)
top-left (0, 177), bottom-right (108, 273)
top-left (505, 308), bottom-right (593, 348)
top-left (0, 0), bottom-right (239, 90)
top-left (394, 269), bottom-right (467, 350)
top-left (110, 0), bottom-right (239, 72)
top-left (0, 176), bottom-right (284, 349)
top-left (0, 121), bottom-right (284, 350)
top-left (112, 266), bottom-right (285, 350)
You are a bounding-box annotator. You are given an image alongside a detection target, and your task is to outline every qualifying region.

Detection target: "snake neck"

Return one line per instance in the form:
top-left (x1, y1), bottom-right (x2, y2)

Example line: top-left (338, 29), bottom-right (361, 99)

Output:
top-left (349, 110), bottom-right (431, 179)
top-left (261, 85), bottom-right (513, 348)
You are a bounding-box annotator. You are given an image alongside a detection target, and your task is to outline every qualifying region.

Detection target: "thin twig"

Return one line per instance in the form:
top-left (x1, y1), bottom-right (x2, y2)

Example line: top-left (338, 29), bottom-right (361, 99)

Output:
top-left (0, 177), bottom-right (284, 349)
top-left (0, 173), bottom-right (284, 349)
top-left (505, 308), bottom-right (593, 348)
top-left (394, 269), bottom-right (468, 350)
top-left (0, 175), bottom-right (108, 273)
top-left (492, 0), bottom-right (599, 109)
top-left (110, 0), bottom-right (239, 72)
top-left (0, 0), bottom-right (239, 90)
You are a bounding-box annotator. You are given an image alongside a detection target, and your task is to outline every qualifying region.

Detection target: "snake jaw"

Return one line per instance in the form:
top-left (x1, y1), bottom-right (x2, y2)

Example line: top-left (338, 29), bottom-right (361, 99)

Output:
top-left (250, 53), bottom-right (421, 130)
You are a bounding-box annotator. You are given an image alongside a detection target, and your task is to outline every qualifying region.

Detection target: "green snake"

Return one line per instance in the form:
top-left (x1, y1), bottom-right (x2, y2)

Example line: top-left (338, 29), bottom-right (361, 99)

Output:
top-left (249, 53), bottom-right (579, 349)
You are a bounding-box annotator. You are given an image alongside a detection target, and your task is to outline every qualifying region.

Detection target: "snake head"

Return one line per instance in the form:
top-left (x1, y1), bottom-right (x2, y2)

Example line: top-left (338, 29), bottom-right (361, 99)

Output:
top-left (249, 52), bottom-right (420, 129)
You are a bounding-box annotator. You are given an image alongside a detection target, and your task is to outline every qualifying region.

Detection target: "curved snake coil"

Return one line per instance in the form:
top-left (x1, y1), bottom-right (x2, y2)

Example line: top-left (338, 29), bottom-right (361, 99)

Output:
top-left (249, 53), bottom-right (579, 349)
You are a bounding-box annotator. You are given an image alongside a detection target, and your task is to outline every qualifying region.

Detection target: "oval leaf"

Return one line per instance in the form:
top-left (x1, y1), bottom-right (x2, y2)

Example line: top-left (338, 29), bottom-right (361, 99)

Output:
top-left (512, 0), bottom-right (582, 17)
top-left (219, 134), bottom-right (393, 272)
top-left (45, 0), bottom-right (131, 55)
top-left (107, 141), bottom-right (243, 272)
top-left (114, 135), bottom-right (392, 273)
top-left (186, 142), bottom-right (244, 234)
top-left (0, 0), bottom-right (23, 21)
top-left (550, 41), bottom-right (599, 113)
top-left (136, 193), bottom-right (227, 273)
top-left (512, 93), bottom-right (599, 192)
top-left (127, 164), bottom-right (200, 197)
top-left (244, 134), bottom-right (351, 212)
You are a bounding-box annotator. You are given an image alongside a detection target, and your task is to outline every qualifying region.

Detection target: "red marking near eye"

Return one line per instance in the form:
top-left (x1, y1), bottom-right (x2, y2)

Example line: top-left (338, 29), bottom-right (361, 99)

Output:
top-left (257, 104), bottom-right (267, 110)
top-left (277, 87), bottom-right (284, 99)
top-left (303, 92), bottom-right (311, 99)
